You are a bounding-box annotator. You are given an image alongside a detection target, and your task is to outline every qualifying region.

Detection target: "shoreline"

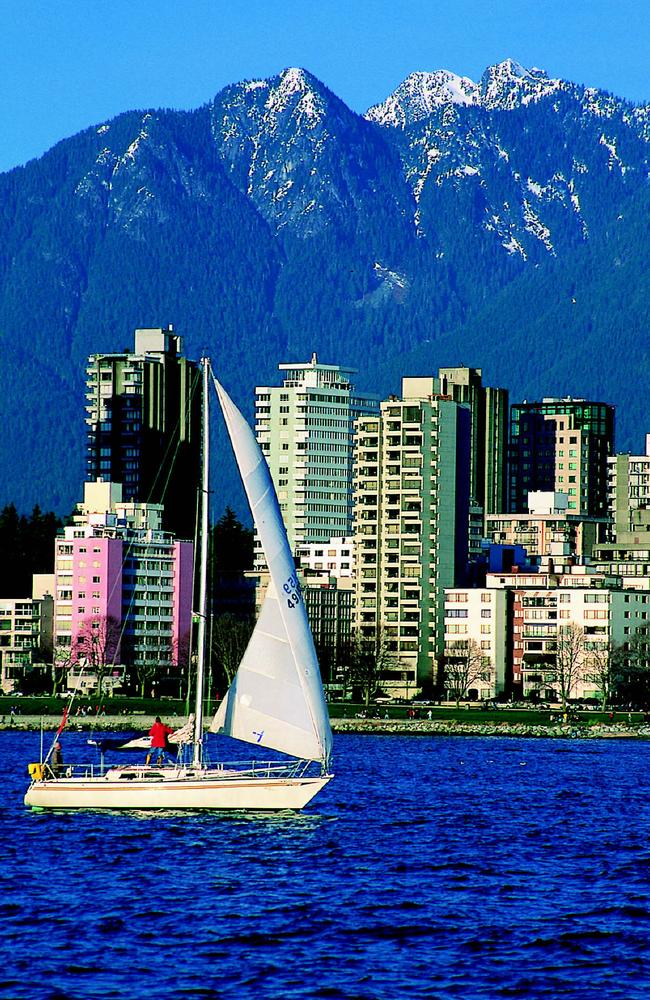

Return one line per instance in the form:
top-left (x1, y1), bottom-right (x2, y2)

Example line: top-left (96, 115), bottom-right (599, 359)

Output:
top-left (2, 714), bottom-right (649, 740)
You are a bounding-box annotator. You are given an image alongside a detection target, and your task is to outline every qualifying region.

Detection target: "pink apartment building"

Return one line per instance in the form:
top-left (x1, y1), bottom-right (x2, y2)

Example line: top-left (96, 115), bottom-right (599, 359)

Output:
top-left (54, 481), bottom-right (193, 694)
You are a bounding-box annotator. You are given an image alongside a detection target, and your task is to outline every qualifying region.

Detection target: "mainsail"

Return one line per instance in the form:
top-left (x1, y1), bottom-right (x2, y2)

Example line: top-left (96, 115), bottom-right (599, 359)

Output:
top-left (210, 378), bottom-right (333, 765)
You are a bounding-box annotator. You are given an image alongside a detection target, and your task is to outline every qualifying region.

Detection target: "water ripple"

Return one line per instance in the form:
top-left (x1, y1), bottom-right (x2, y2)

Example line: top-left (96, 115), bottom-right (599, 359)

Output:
top-left (4, 731), bottom-right (650, 999)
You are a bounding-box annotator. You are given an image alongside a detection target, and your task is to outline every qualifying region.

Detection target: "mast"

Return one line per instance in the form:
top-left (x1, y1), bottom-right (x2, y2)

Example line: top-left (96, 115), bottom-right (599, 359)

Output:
top-left (193, 356), bottom-right (210, 765)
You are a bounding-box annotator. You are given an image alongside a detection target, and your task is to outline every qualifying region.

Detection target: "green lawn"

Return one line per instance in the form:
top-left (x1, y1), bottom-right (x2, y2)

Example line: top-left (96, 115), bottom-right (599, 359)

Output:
top-left (0, 696), bottom-right (640, 729)
top-left (328, 703), bottom-right (639, 727)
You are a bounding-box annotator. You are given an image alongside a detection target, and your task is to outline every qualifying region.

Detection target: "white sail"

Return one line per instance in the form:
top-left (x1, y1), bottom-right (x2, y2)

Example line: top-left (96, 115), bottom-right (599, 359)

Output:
top-left (210, 378), bottom-right (333, 764)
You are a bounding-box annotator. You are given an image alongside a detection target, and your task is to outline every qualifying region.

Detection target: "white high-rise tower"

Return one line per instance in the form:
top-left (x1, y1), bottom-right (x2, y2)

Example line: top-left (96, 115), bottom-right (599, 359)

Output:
top-left (254, 355), bottom-right (379, 567)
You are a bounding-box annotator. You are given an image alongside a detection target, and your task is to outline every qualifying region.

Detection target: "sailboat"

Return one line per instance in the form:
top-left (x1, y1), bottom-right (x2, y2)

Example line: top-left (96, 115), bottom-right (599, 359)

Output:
top-left (25, 359), bottom-right (333, 811)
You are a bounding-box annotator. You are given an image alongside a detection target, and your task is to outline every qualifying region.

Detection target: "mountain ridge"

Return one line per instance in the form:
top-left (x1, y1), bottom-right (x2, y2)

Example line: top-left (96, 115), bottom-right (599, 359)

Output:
top-left (1, 59), bottom-right (649, 518)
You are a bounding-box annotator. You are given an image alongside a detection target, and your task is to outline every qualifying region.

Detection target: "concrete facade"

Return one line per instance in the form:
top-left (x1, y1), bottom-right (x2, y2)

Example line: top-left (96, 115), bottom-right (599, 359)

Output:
top-left (438, 366), bottom-right (509, 521)
top-left (254, 355), bottom-right (378, 564)
top-left (85, 326), bottom-right (201, 540)
top-left (608, 436), bottom-right (650, 540)
top-left (486, 491), bottom-right (609, 566)
top-left (353, 380), bottom-right (471, 694)
top-left (0, 593), bottom-right (54, 695)
top-left (295, 537), bottom-right (354, 578)
top-left (443, 588), bottom-right (508, 699)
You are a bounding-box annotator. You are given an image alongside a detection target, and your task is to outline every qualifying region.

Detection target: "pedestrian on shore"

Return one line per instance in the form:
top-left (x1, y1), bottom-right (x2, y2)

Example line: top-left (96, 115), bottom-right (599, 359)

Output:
top-left (147, 716), bottom-right (175, 766)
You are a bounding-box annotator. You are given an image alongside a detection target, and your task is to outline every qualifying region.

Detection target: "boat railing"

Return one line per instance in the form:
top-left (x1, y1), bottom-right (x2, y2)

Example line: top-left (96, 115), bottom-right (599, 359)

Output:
top-left (29, 757), bottom-right (317, 782)
top-left (208, 758), bottom-right (314, 779)
top-left (30, 762), bottom-right (106, 781)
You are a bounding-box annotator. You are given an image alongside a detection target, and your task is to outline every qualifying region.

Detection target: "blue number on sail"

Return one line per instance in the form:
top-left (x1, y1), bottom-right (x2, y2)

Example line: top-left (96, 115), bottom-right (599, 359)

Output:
top-left (283, 573), bottom-right (302, 610)
top-left (253, 730), bottom-right (264, 743)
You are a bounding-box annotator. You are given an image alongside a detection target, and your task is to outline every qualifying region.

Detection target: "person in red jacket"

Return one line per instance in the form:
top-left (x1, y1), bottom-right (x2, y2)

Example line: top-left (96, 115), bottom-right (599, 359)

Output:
top-left (147, 716), bottom-right (175, 766)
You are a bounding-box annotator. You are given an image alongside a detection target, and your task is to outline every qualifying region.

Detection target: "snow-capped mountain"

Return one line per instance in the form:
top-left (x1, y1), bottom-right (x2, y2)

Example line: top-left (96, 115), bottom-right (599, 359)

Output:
top-left (209, 66), bottom-right (412, 238)
top-left (365, 59), bottom-right (650, 259)
top-left (1, 59), bottom-right (649, 515)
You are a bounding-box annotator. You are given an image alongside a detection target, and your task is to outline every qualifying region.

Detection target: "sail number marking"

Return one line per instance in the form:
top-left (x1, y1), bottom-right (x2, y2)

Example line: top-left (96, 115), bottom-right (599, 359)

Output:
top-left (283, 573), bottom-right (302, 609)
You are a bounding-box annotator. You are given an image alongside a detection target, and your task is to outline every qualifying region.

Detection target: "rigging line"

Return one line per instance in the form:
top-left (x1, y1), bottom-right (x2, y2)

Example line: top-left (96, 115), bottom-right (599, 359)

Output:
top-left (46, 652), bottom-right (96, 762)
top-left (185, 481), bottom-right (201, 716)
top-left (86, 369), bottom-right (200, 692)
top-left (103, 379), bottom-right (202, 705)
top-left (142, 366), bottom-right (203, 513)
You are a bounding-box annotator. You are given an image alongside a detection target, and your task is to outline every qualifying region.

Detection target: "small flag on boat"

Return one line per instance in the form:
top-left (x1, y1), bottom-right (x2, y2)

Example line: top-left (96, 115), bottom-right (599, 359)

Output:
top-left (55, 706), bottom-right (69, 739)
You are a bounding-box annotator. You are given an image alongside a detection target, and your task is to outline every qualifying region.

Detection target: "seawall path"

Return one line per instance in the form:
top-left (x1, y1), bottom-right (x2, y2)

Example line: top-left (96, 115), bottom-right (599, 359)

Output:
top-left (3, 714), bottom-right (649, 740)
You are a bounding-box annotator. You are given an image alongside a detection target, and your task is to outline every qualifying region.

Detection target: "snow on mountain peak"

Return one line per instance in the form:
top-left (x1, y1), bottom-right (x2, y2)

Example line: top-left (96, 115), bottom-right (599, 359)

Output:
top-left (367, 60), bottom-right (564, 127)
top-left (264, 67), bottom-right (326, 123)
top-left (480, 59), bottom-right (561, 109)
top-left (366, 70), bottom-right (479, 128)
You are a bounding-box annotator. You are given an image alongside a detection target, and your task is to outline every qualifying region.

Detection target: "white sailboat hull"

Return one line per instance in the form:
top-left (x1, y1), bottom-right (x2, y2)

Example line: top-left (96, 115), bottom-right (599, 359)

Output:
top-left (25, 767), bottom-right (333, 811)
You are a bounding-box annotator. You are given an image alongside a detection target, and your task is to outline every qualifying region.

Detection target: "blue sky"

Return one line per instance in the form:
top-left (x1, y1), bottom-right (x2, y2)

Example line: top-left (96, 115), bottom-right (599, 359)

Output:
top-left (2, 0), bottom-right (649, 173)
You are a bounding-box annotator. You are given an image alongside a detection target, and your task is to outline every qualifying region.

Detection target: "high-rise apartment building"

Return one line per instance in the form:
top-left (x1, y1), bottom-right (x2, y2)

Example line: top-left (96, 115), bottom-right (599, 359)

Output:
top-left (53, 481), bottom-right (193, 694)
top-left (438, 367), bottom-right (509, 520)
top-left (509, 397), bottom-right (614, 517)
top-left (608, 434), bottom-right (650, 540)
top-left (353, 377), bottom-right (471, 693)
top-left (254, 355), bottom-right (378, 562)
top-left (85, 326), bottom-right (201, 540)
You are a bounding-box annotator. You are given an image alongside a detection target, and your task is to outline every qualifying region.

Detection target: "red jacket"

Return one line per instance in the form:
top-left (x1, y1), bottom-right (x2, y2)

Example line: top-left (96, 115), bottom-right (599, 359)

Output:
top-left (149, 721), bottom-right (174, 749)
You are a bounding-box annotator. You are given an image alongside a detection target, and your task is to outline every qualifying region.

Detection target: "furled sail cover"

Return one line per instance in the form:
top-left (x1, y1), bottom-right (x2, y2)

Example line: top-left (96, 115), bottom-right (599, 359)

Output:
top-left (210, 378), bottom-right (333, 764)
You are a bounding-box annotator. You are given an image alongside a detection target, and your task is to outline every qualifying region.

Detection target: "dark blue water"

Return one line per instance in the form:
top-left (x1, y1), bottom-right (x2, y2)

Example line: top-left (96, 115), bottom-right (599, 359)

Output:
top-left (3, 730), bottom-right (650, 1000)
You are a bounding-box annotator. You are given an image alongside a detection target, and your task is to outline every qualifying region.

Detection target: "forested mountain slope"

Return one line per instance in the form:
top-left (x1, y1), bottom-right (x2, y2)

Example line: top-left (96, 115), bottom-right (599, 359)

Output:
top-left (1, 60), bottom-right (649, 516)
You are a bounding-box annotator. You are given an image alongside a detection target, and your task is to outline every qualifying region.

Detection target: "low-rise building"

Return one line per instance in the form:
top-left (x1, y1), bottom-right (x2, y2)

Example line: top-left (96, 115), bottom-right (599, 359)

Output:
top-left (443, 588), bottom-right (509, 700)
top-left (447, 567), bottom-right (650, 703)
top-left (295, 536), bottom-right (354, 578)
top-left (0, 593), bottom-right (54, 695)
top-left (486, 491), bottom-right (609, 567)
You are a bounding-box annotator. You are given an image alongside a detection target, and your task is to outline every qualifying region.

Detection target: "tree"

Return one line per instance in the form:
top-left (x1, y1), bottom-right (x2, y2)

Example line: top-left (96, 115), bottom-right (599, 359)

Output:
top-left (443, 639), bottom-right (493, 708)
top-left (554, 623), bottom-right (586, 714)
top-left (584, 640), bottom-right (625, 710)
top-left (53, 643), bottom-right (75, 695)
top-left (619, 628), bottom-right (650, 707)
top-left (0, 503), bottom-right (63, 597)
top-left (209, 613), bottom-right (254, 699)
top-left (74, 615), bottom-right (122, 697)
top-left (211, 507), bottom-right (254, 573)
top-left (348, 627), bottom-right (397, 706)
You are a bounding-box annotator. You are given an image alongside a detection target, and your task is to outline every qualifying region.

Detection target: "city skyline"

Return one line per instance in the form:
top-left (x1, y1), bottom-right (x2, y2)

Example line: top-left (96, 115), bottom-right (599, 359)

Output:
top-left (3, 0), bottom-right (650, 173)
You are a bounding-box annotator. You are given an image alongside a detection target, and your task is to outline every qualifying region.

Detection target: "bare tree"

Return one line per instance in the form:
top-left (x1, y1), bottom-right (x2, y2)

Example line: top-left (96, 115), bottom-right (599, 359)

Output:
top-left (620, 627), bottom-right (650, 706)
top-left (584, 640), bottom-right (625, 710)
top-left (132, 640), bottom-right (161, 699)
top-left (443, 639), bottom-right (493, 708)
top-left (51, 643), bottom-right (74, 695)
top-left (209, 614), bottom-right (254, 700)
top-left (75, 615), bottom-right (122, 697)
top-left (349, 626), bottom-right (397, 706)
top-left (554, 622), bottom-right (586, 713)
